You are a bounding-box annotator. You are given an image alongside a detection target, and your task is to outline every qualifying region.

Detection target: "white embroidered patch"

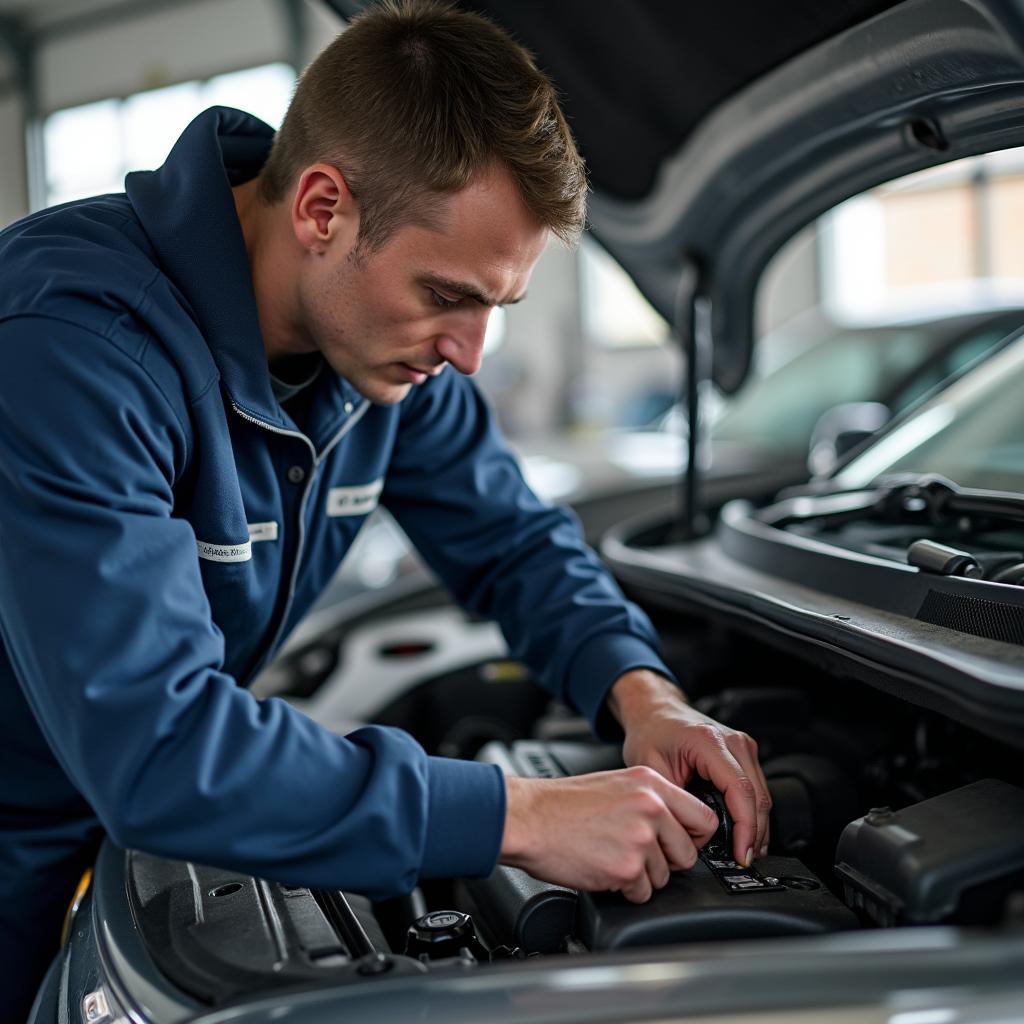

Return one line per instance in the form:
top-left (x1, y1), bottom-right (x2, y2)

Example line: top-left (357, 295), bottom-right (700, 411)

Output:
top-left (247, 521), bottom-right (279, 542)
top-left (326, 479), bottom-right (384, 518)
top-left (196, 539), bottom-right (252, 563)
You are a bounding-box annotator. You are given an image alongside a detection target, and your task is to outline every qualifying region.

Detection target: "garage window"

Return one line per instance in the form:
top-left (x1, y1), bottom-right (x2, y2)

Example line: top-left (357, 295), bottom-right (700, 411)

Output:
top-left (42, 62), bottom-right (295, 208)
top-left (822, 145), bottom-right (1024, 321)
top-left (579, 237), bottom-right (670, 348)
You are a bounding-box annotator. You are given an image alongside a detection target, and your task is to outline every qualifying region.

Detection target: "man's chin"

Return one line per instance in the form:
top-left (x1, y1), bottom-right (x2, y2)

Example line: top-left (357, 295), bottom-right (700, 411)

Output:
top-left (357, 380), bottom-right (412, 406)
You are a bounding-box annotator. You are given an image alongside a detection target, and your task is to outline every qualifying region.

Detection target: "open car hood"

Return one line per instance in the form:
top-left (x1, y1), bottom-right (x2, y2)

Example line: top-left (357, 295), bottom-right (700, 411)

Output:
top-left (327, 0), bottom-right (1024, 393)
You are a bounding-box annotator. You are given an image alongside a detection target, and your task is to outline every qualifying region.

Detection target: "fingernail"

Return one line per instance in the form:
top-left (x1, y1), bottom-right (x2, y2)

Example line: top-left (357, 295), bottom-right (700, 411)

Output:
top-left (760, 845), bottom-right (768, 858)
top-left (744, 848), bottom-right (753, 868)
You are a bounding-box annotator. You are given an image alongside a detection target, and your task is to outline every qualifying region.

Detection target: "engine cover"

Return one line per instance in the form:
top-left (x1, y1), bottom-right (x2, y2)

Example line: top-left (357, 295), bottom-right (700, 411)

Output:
top-left (471, 740), bottom-right (858, 952)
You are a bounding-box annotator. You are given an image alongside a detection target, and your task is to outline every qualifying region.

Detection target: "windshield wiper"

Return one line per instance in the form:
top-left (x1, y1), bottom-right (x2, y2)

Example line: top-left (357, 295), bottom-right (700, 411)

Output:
top-left (876, 474), bottom-right (1024, 528)
top-left (759, 475), bottom-right (1024, 531)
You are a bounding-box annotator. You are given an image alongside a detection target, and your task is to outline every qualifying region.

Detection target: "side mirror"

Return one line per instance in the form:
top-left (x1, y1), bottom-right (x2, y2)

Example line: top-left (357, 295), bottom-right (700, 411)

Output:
top-left (807, 401), bottom-right (891, 477)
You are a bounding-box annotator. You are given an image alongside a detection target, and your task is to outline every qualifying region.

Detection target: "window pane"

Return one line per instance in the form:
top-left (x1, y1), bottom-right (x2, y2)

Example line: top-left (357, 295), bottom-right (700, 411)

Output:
top-left (991, 175), bottom-right (1024, 279)
top-left (122, 81), bottom-right (205, 171)
top-left (580, 238), bottom-right (670, 348)
top-left (882, 186), bottom-right (977, 289)
top-left (822, 146), bottom-right (1024, 321)
top-left (747, 146), bottom-right (1024, 471)
top-left (44, 99), bottom-right (123, 205)
top-left (42, 63), bottom-right (298, 209)
top-left (203, 63), bottom-right (295, 129)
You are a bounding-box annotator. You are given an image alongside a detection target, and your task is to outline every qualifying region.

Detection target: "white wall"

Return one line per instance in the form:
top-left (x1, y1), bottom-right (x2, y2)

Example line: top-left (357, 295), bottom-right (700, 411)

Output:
top-left (38, 0), bottom-right (285, 115)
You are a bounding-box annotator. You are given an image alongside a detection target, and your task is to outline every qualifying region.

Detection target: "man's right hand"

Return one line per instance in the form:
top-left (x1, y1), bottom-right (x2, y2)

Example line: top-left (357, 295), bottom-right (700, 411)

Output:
top-left (498, 768), bottom-right (720, 904)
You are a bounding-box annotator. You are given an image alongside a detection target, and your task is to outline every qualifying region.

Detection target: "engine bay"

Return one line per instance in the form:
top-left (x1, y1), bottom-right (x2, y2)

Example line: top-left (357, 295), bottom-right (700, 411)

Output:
top-left (123, 638), bottom-right (1024, 1008)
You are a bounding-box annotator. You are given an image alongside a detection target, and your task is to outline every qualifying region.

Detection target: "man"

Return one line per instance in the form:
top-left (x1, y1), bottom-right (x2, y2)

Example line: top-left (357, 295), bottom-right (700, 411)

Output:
top-left (0, 1), bottom-right (769, 1015)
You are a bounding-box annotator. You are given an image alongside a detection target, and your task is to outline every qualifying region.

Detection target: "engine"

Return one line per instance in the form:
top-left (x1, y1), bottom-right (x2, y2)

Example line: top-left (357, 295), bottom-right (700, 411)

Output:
top-left (122, 677), bottom-right (1024, 1003)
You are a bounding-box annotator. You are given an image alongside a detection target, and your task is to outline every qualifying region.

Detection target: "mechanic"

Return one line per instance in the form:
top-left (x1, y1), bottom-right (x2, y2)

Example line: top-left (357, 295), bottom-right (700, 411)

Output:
top-left (0, 1), bottom-right (770, 1014)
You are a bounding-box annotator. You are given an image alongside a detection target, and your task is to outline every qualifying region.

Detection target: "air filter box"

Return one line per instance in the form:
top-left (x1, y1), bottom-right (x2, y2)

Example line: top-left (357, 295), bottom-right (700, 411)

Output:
top-left (835, 778), bottom-right (1024, 927)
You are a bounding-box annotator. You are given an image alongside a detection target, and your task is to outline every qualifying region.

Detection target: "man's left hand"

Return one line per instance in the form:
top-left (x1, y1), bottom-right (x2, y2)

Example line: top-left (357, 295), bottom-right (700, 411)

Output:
top-left (607, 669), bottom-right (771, 868)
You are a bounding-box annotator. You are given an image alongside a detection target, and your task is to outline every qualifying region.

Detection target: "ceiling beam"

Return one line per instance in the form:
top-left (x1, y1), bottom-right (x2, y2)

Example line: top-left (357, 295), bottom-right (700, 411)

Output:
top-left (24, 0), bottom-right (213, 45)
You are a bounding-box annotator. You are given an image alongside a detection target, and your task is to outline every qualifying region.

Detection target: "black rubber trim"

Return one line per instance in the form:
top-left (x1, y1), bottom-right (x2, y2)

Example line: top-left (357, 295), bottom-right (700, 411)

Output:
top-left (601, 511), bottom-right (1024, 750)
top-left (717, 500), bottom-right (1024, 635)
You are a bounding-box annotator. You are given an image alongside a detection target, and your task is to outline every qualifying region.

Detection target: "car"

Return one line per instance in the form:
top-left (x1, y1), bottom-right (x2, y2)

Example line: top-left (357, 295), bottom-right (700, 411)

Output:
top-left (32, 1), bottom-right (1024, 1022)
top-left (282, 298), bottom-right (1024, 695)
top-left (599, 320), bottom-right (1024, 986)
top-left (664, 302), bottom-right (1024, 476)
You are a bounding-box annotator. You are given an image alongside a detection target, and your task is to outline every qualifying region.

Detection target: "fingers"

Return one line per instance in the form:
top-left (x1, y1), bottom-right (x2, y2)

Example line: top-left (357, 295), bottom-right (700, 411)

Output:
top-left (614, 677), bottom-right (773, 865)
top-left (687, 728), bottom-right (770, 867)
top-left (623, 809), bottom-right (689, 904)
top-left (714, 740), bottom-right (772, 866)
top-left (622, 841), bottom-right (671, 904)
top-left (616, 769), bottom-right (708, 902)
top-left (723, 731), bottom-right (772, 862)
top-left (500, 765), bottom-right (753, 905)
top-left (734, 739), bottom-right (772, 858)
top-left (655, 780), bottom-right (718, 858)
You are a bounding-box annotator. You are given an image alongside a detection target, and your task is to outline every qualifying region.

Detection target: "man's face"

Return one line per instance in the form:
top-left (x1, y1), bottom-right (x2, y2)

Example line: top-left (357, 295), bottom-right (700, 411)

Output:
top-left (297, 164), bottom-right (549, 405)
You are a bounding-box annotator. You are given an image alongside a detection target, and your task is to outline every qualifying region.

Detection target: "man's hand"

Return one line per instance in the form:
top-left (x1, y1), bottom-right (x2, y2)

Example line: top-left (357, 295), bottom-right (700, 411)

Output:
top-left (499, 769), bottom-right (719, 903)
top-left (608, 669), bottom-right (771, 868)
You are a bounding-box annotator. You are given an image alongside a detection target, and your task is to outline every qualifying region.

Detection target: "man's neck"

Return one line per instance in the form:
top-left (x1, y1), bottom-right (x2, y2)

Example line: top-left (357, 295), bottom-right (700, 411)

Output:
top-left (232, 178), bottom-right (312, 364)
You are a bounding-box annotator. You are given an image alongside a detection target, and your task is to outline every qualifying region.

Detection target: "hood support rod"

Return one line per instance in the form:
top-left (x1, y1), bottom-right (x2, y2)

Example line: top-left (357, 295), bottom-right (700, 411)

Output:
top-left (676, 258), bottom-right (713, 540)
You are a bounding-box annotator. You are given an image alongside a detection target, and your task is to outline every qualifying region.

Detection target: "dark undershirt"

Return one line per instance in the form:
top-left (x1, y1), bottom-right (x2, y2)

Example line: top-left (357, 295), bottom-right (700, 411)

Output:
top-left (268, 352), bottom-right (325, 432)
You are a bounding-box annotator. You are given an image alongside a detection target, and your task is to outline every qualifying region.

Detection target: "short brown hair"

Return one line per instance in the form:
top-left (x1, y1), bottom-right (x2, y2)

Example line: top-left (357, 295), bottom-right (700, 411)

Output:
top-left (259, 0), bottom-right (586, 251)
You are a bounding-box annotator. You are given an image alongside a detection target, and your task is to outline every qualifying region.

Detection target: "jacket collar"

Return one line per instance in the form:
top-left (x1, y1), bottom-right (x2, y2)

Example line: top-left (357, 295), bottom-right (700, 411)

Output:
top-left (125, 106), bottom-right (290, 427)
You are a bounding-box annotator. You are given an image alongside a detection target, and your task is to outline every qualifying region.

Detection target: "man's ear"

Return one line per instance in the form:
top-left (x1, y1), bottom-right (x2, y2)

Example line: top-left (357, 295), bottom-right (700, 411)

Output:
top-left (291, 164), bottom-right (359, 254)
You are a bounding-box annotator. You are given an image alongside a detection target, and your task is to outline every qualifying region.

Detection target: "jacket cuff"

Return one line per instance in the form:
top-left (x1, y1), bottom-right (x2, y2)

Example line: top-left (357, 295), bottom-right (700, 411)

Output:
top-left (420, 756), bottom-right (506, 879)
top-left (566, 634), bottom-right (679, 742)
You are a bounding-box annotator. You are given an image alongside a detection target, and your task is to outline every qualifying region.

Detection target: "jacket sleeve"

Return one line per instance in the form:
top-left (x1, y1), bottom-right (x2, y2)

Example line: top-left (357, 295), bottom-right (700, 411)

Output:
top-left (382, 369), bottom-right (675, 738)
top-left (0, 316), bottom-right (504, 896)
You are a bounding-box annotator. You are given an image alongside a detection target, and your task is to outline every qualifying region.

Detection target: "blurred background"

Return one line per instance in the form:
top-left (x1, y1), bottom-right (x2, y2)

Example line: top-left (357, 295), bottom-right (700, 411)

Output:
top-left (3, 0), bottom-right (1024, 599)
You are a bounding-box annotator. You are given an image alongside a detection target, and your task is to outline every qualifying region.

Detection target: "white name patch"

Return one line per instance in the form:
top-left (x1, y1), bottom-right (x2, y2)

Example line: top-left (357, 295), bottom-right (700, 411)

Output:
top-left (326, 479), bottom-right (384, 518)
top-left (247, 521), bottom-right (279, 542)
top-left (196, 539), bottom-right (252, 563)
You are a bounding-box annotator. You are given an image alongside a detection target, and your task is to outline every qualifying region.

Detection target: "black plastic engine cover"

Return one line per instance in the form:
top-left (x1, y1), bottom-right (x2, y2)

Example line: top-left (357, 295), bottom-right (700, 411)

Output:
top-left (836, 778), bottom-right (1024, 926)
top-left (579, 856), bottom-right (857, 950)
top-left (126, 850), bottom-right (423, 1004)
top-left (475, 740), bottom-right (859, 951)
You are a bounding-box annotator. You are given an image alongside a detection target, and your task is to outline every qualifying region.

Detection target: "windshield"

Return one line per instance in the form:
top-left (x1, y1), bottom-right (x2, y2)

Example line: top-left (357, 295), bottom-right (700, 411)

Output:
top-left (715, 324), bottom-right (936, 451)
top-left (834, 334), bottom-right (1024, 494)
top-left (709, 315), bottom-right (1016, 454)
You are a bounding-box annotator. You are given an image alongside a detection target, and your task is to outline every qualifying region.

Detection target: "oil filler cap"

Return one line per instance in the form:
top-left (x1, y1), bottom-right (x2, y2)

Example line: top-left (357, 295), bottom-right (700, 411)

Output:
top-left (423, 911), bottom-right (463, 929)
top-left (405, 910), bottom-right (483, 961)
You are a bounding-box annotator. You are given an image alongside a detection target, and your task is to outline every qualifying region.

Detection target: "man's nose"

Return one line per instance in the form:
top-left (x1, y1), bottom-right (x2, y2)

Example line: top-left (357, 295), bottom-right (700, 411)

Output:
top-left (435, 310), bottom-right (490, 376)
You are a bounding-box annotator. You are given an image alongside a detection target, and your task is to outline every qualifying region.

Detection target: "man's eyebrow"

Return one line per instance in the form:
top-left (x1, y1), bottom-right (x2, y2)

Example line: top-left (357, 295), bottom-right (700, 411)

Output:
top-left (424, 275), bottom-right (526, 307)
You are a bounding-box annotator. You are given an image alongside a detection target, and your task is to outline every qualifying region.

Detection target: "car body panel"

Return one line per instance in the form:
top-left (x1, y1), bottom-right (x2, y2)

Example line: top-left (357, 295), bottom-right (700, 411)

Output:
top-left (602, 506), bottom-right (1024, 750)
top-left (54, 840), bottom-right (1024, 1024)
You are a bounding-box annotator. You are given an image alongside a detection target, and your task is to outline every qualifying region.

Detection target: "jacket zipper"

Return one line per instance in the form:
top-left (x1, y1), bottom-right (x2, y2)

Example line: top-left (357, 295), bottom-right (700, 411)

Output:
top-left (230, 399), bottom-right (372, 661)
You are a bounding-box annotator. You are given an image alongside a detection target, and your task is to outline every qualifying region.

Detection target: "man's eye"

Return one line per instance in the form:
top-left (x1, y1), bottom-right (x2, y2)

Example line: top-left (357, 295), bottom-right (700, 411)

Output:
top-left (430, 289), bottom-right (458, 309)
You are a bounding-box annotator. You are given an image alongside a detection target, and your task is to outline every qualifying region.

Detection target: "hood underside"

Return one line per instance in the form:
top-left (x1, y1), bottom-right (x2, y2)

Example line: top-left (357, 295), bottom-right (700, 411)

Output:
top-left (327, 0), bottom-right (1024, 393)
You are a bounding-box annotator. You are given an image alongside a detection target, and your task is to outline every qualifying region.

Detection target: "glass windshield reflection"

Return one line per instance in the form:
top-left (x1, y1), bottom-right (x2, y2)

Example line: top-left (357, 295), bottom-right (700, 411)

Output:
top-left (835, 334), bottom-right (1024, 494)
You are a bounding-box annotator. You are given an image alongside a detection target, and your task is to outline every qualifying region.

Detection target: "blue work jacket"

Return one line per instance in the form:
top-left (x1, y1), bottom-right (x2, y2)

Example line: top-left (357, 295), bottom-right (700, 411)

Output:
top-left (0, 107), bottom-right (671, 1003)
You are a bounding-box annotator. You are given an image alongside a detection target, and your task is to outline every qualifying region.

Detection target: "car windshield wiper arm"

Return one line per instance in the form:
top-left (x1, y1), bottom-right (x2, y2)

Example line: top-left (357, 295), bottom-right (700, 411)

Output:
top-left (876, 474), bottom-right (1024, 528)
top-left (759, 475), bottom-right (1024, 530)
